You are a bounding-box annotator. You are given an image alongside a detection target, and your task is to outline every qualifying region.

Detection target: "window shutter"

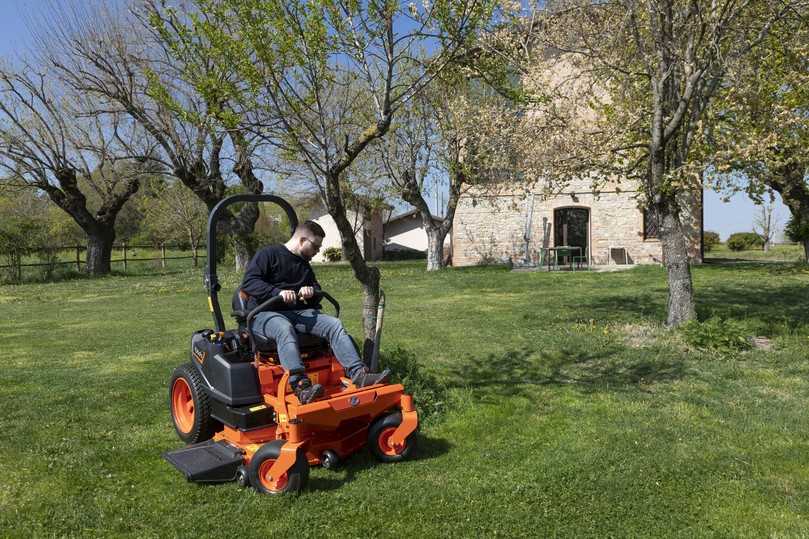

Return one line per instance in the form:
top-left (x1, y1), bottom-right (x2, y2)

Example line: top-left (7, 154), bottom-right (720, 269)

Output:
top-left (643, 207), bottom-right (659, 239)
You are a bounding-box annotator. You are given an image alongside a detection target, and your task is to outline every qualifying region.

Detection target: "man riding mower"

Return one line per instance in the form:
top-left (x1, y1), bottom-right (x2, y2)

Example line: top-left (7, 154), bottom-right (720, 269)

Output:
top-left (164, 194), bottom-right (418, 495)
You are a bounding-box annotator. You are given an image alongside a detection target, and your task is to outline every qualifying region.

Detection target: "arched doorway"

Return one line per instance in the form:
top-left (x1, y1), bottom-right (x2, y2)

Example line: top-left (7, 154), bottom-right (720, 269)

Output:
top-left (554, 207), bottom-right (590, 263)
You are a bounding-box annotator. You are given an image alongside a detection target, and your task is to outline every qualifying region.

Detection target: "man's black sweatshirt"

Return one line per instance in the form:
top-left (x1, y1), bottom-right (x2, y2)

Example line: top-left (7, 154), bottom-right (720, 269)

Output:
top-left (239, 245), bottom-right (321, 311)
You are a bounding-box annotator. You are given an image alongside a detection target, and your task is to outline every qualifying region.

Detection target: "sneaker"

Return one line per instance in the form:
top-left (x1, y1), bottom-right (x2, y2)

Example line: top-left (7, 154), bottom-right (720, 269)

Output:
top-left (294, 378), bottom-right (324, 404)
top-left (351, 368), bottom-right (391, 388)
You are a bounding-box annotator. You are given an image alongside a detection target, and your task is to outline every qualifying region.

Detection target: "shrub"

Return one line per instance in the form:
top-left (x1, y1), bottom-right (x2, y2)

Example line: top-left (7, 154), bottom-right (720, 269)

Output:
top-left (680, 317), bottom-right (752, 356)
top-left (322, 246), bottom-right (342, 262)
top-left (785, 214), bottom-right (809, 244)
top-left (726, 232), bottom-right (763, 251)
top-left (382, 248), bottom-right (427, 261)
top-left (703, 231), bottom-right (721, 252)
top-left (380, 346), bottom-right (448, 422)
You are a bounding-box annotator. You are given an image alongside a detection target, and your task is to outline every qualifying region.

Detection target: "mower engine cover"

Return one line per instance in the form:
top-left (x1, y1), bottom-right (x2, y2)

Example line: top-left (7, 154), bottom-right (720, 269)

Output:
top-left (190, 329), bottom-right (262, 406)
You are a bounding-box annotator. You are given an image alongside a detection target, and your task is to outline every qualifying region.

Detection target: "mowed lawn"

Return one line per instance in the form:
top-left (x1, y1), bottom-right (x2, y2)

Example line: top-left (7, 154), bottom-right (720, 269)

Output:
top-left (2, 261), bottom-right (809, 537)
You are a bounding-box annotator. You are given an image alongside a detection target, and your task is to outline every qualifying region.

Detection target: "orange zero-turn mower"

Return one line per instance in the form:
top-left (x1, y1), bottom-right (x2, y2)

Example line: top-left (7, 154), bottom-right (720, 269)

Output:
top-left (163, 194), bottom-right (418, 494)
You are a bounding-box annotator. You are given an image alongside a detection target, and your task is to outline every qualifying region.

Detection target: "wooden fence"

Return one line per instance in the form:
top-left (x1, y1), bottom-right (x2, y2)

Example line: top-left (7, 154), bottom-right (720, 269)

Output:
top-left (0, 242), bottom-right (205, 282)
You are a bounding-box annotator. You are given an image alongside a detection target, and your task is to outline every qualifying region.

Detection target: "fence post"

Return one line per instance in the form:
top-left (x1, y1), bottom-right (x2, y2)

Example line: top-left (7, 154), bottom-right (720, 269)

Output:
top-left (122, 242), bottom-right (127, 272)
top-left (75, 246), bottom-right (81, 272)
top-left (161, 243), bottom-right (166, 269)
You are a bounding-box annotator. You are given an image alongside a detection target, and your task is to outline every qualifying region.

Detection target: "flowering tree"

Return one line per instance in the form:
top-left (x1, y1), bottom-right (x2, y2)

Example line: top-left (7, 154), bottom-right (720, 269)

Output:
top-left (702, 9), bottom-right (809, 259)
top-left (509, 0), bottom-right (793, 326)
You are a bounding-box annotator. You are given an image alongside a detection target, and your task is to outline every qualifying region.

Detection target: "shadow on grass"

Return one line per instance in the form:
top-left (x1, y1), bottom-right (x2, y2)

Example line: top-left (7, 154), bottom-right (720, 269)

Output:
top-left (563, 262), bottom-right (809, 334)
top-left (1, 268), bottom-right (198, 287)
top-left (444, 344), bottom-right (686, 400)
top-left (307, 434), bottom-right (451, 492)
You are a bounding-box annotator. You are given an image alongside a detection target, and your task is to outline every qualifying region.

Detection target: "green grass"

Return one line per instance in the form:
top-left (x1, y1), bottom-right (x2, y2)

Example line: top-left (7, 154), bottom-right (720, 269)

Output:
top-left (706, 242), bottom-right (804, 262)
top-left (2, 261), bottom-right (809, 536)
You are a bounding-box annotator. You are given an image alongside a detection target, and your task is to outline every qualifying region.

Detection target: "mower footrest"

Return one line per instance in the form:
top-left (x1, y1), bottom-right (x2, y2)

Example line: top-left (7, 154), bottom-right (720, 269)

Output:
top-left (164, 440), bottom-right (243, 483)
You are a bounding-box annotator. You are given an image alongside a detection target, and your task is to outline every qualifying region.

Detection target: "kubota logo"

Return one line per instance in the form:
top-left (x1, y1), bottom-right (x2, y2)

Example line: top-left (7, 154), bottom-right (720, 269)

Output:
top-left (193, 346), bottom-right (206, 364)
top-left (349, 396), bottom-right (360, 407)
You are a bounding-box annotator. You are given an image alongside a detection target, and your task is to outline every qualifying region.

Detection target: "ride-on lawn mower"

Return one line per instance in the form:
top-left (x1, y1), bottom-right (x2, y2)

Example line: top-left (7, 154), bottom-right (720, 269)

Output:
top-left (163, 194), bottom-right (418, 494)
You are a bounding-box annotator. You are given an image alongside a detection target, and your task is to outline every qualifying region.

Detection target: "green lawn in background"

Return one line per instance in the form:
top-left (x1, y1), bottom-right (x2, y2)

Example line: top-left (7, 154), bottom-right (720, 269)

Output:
top-left (1, 261), bottom-right (809, 537)
top-left (706, 242), bottom-right (804, 262)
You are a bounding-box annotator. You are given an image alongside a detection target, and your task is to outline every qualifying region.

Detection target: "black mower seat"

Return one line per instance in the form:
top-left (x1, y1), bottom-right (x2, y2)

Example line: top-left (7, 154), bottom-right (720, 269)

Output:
top-left (231, 309), bottom-right (329, 353)
top-left (252, 332), bottom-right (329, 354)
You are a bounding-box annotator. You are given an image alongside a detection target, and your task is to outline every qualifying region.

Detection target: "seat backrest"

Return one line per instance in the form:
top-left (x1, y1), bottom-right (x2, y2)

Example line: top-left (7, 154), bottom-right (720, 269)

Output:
top-left (231, 289), bottom-right (250, 324)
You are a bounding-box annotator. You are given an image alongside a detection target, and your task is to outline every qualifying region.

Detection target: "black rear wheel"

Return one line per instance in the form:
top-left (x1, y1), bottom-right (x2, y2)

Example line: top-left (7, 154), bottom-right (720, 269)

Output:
top-left (169, 363), bottom-right (221, 444)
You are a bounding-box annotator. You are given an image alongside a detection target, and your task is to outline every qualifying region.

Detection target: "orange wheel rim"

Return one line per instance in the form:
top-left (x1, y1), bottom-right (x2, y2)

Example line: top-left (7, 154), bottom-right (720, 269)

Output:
top-left (258, 458), bottom-right (289, 492)
top-left (171, 378), bottom-right (195, 434)
top-left (378, 427), bottom-right (404, 456)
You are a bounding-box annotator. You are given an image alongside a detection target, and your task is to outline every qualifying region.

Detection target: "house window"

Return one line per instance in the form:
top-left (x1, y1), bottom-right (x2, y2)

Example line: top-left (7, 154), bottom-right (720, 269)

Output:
top-left (643, 206), bottom-right (659, 240)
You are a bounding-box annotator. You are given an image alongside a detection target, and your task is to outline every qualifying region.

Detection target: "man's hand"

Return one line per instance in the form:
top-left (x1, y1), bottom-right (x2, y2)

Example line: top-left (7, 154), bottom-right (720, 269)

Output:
top-left (299, 286), bottom-right (315, 300)
top-left (280, 290), bottom-right (297, 304)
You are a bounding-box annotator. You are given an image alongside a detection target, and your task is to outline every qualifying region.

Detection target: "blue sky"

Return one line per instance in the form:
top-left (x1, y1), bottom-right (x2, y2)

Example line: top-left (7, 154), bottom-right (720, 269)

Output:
top-left (0, 0), bottom-right (790, 240)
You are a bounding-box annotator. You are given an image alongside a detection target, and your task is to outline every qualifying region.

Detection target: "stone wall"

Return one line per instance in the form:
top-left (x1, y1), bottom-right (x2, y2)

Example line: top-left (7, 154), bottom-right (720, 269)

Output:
top-left (450, 181), bottom-right (702, 267)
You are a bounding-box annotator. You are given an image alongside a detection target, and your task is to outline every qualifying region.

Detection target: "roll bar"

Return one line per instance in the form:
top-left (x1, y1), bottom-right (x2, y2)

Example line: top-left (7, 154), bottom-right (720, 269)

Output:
top-left (205, 194), bottom-right (298, 331)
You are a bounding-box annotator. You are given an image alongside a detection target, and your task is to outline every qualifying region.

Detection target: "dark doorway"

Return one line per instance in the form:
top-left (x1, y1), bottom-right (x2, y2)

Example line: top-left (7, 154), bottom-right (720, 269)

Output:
top-left (554, 207), bottom-right (589, 263)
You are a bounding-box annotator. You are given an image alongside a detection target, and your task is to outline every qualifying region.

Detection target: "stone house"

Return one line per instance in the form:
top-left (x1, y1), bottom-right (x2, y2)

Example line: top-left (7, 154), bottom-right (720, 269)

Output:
top-left (450, 178), bottom-right (703, 267)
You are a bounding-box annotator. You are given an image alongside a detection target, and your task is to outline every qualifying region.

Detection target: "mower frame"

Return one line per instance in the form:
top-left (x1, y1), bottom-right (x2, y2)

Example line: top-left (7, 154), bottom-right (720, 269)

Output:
top-left (164, 194), bottom-right (418, 494)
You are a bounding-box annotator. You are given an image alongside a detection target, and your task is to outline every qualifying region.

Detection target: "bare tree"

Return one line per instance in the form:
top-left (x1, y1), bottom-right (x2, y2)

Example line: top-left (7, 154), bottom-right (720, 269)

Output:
top-left (139, 178), bottom-right (208, 266)
top-left (753, 197), bottom-right (781, 252)
top-left (376, 73), bottom-right (528, 270)
top-left (0, 66), bottom-right (154, 274)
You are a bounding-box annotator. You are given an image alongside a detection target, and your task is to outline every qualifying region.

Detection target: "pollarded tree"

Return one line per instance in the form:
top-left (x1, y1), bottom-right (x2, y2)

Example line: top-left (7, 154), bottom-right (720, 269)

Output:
top-left (41, 3), bottom-right (265, 269)
top-left (147, 0), bottom-right (493, 354)
top-left (0, 66), bottom-right (155, 274)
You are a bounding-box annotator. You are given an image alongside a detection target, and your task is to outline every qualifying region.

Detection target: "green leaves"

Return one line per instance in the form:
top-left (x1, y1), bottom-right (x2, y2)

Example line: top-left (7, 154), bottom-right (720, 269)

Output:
top-left (681, 317), bottom-right (753, 356)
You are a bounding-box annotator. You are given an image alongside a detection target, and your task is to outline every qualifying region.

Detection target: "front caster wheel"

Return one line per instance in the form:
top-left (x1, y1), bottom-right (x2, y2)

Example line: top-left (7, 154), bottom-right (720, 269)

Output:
top-left (368, 412), bottom-right (417, 463)
top-left (236, 466), bottom-right (249, 488)
top-left (248, 440), bottom-right (309, 495)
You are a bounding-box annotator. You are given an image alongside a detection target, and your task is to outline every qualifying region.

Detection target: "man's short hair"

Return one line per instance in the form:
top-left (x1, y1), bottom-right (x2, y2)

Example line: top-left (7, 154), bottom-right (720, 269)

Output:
top-left (297, 220), bottom-right (325, 239)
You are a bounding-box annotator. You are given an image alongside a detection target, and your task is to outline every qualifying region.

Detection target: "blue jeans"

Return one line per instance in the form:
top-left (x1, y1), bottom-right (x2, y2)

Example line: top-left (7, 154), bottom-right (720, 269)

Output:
top-left (251, 308), bottom-right (365, 384)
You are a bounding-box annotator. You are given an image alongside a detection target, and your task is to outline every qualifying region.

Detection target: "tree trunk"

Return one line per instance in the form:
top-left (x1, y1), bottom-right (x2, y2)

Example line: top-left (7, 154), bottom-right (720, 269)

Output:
top-left (359, 269), bottom-right (381, 363)
top-left (659, 207), bottom-right (696, 327)
top-left (426, 227), bottom-right (448, 271)
top-left (323, 172), bottom-right (382, 360)
top-left (232, 236), bottom-right (254, 271)
top-left (768, 162), bottom-right (809, 263)
top-left (85, 230), bottom-right (114, 275)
